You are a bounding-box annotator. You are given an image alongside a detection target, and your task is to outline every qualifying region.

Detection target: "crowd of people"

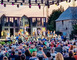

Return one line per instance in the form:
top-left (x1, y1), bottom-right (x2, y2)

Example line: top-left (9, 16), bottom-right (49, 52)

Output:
top-left (0, 31), bottom-right (77, 60)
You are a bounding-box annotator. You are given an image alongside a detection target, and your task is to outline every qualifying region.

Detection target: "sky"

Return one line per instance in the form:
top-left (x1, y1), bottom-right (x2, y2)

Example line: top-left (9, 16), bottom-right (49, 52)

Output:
top-left (0, 1), bottom-right (77, 17)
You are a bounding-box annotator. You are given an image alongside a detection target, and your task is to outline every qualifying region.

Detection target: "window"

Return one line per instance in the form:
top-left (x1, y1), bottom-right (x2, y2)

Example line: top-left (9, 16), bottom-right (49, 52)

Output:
top-left (15, 18), bottom-right (17, 20)
top-left (5, 28), bottom-right (8, 30)
top-left (32, 18), bottom-right (36, 22)
top-left (20, 20), bottom-right (23, 26)
top-left (5, 22), bottom-right (9, 26)
top-left (43, 18), bottom-right (45, 22)
top-left (43, 18), bottom-right (46, 26)
top-left (6, 18), bottom-right (8, 22)
top-left (66, 27), bottom-right (68, 30)
top-left (4, 18), bottom-right (6, 23)
top-left (62, 20), bottom-right (64, 25)
top-left (9, 18), bottom-right (13, 27)
top-left (37, 18), bottom-right (41, 26)
top-left (14, 20), bottom-right (18, 26)
top-left (15, 28), bottom-right (19, 32)
top-left (25, 19), bottom-right (29, 25)
top-left (10, 22), bottom-right (13, 27)
top-left (4, 18), bottom-right (9, 26)
top-left (25, 22), bottom-right (28, 24)
top-left (32, 18), bottom-right (36, 26)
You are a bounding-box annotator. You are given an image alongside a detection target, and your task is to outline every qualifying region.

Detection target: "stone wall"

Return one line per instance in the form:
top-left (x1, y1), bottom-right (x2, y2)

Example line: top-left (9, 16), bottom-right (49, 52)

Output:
top-left (56, 20), bottom-right (73, 38)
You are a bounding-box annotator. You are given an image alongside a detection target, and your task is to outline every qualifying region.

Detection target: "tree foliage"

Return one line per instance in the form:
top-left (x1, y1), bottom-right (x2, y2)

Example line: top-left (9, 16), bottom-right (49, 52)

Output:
top-left (70, 25), bottom-right (77, 39)
top-left (73, 25), bottom-right (77, 31)
top-left (47, 6), bottom-right (64, 31)
top-left (72, 25), bottom-right (77, 35)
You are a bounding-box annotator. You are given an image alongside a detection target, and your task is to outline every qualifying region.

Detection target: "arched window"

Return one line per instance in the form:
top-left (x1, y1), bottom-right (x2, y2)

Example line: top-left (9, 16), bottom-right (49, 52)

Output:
top-left (1, 15), bottom-right (8, 26)
top-left (21, 15), bottom-right (29, 26)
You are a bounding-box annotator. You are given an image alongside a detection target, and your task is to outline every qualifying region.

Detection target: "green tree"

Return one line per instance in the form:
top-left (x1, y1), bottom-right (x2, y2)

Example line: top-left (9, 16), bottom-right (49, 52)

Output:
top-left (73, 25), bottom-right (77, 31)
top-left (47, 6), bottom-right (64, 31)
top-left (70, 25), bottom-right (77, 39)
top-left (72, 25), bottom-right (77, 35)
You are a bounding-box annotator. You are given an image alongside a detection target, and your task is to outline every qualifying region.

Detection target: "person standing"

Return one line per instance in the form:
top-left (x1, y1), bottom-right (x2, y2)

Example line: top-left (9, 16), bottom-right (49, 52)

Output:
top-left (64, 51), bottom-right (76, 60)
top-left (55, 52), bottom-right (64, 60)
top-left (29, 51), bottom-right (39, 60)
top-left (74, 50), bottom-right (77, 60)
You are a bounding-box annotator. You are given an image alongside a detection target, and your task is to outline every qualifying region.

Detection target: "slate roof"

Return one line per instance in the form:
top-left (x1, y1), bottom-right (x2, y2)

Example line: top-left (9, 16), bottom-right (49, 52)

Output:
top-left (56, 7), bottom-right (77, 21)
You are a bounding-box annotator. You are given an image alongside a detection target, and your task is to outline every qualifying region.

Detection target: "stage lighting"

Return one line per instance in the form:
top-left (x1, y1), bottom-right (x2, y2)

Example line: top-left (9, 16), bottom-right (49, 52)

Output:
top-left (61, 0), bottom-right (63, 2)
top-left (4, 4), bottom-right (6, 7)
top-left (20, 3), bottom-right (23, 6)
top-left (12, 2), bottom-right (14, 5)
top-left (55, 0), bottom-right (59, 6)
top-left (41, 0), bottom-right (43, 4)
top-left (17, 4), bottom-right (19, 8)
top-left (7, 0), bottom-right (10, 2)
top-left (29, 0), bottom-right (31, 4)
top-left (47, 0), bottom-right (49, 5)
top-left (66, 0), bottom-right (68, 2)
top-left (45, 2), bottom-right (47, 6)
top-left (57, 0), bottom-right (59, 5)
top-left (38, 3), bottom-right (41, 9)
top-left (35, 0), bottom-right (37, 3)
top-left (1, 3), bottom-right (3, 5)
top-left (29, 3), bottom-right (31, 8)
top-left (1, 0), bottom-right (3, 5)
top-left (15, 0), bottom-right (17, 2)
top-left (55, 3), bottom-right (59, 6)
top-left (48, 4), bottom-right (50, 8)
top-left (52, 1), bottom-right (54, 4)
top-left (47, 0), bottom-right (50, 8)
top-left (22, 0), bottom-right (25, 3)
top-left (69, 0), bottom-right (71, 2)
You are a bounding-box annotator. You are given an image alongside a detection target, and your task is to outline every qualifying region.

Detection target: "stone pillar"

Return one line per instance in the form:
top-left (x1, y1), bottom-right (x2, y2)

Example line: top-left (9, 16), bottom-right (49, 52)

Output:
top-left (29, 18), bottom-right (32, 36)
top-left (72, 0), bottom-right (75, 7)
top-left (14, 28), bottom-right (15, 39)
top-left (46, 6), bottom-right (49, 22)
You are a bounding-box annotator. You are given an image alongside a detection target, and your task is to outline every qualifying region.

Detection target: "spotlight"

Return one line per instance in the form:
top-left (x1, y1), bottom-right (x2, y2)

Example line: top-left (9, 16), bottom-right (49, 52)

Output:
top-left (66, 0), bottom-right (68, 2)
top-left (35, 0), bottom-right (37, 3)
top-left (57, 0), bottom-right (59, 5)
top-left (38, 3), bottom-right (41, 9)
top-left (52, 1), bottom-right (54, 4)
top-left (41, 0), bottom-right (43, 4)
top-left (29, 3), bottom-right (31, 8)
top-left (48, 4), bottom-right (50, 8)
top-left (47, 0), bottom-right (50, 8)
top-left (55, 3), bottom-right (59, 6)
top-left (4, 4), bottom-right (6, 7)
top-left (15, 0), bottom-right (17, 2)
top-left (55, 0), bottom-right (59, 6)
top-left (20, 3), bottom-right (23, 6)
top-left (7, 0), bottom-right (10, 2)
top-left (12, 2), bottom-right (14, 5)
top-left (22, 0), bottom-right (25, 3)
top-left (1, 3), bottom-right (3, 5)
top-left (17, 4), bottom-right (19, 8)
top-left (69, 0), bottom-right (71, 2)
top-left (29, 0), bottom-right (31, 4)
top-left (61, 0), bottom-right (63, 2)
top-left (1, 0), bottom-right (3, 5)
top-left (45, 2), bottom-right (47, 6)
top-left (47, 0), bottom-right (49, 5)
